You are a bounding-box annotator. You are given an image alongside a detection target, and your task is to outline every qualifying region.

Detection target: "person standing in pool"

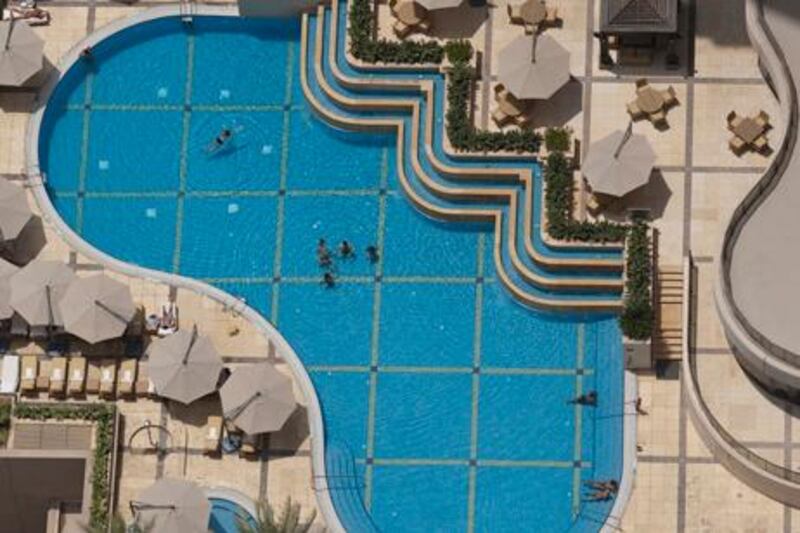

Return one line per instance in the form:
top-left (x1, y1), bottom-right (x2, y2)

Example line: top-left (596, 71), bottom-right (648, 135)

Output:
top-left (338, 240), bottom-right (355, 259)
top-left (366, 245), bottom-right (379, 264)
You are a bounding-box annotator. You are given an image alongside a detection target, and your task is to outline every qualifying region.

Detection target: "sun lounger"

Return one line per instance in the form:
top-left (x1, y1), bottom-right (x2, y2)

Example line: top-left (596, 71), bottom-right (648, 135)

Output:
top-left (67, 357), bottom-right (87, 396)
top-left (49, 357), bottom-right (67, 396)
top-left (205, 415), bottom-right (223, 454)
top-left (20, 355), bottom-right (37, 393)
top-left (118, 359), bottom-right (137, 396)
top-left (0, 355), bottom-right (19, 394)
top-left (649, 110), bottom-right (667, 126)
top-left (86, 362), bottom-right (101, 395)
top-left (36, 361), bottom-right (50, 392)
top-left (99, 362), bottom-right (116, 397)
top-left (416, 19), bottom-right (431, 34)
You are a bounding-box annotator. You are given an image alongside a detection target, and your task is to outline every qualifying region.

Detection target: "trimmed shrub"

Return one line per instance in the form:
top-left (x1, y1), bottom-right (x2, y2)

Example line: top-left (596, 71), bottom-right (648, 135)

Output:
top-left (14, 402), bottom-right (116, 530)
top-left (544, 127), bottom-right (571, 153)
top-left (348, 0), bottom-right (444, 65)
top-left (446, 61), bottom-right (542, 153)
top-left (444, 39), bottom-right (473, 64)
top-left (543, 152), bottom-right (628, 243)
top-left (620, 218), bottom-right (654, 340)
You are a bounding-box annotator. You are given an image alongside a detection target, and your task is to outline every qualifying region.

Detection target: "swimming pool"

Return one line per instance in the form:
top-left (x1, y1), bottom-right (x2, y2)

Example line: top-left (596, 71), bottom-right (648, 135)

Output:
top-left (209, 497), bottom-right (257, 533)
top-left (37, 11), bottom-right (624, 533)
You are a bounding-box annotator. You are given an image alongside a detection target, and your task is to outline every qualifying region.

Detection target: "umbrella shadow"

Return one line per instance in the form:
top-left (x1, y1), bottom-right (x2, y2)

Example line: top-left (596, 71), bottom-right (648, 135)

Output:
top-left (3, 215), bottom-right (47, 266)
top-left (602, 169), bottom-right (673, 221)
top-left (523, 78), bottom-right (583, 129)
top-left (268, 405), bottom-right (310, 455)
top-left (428, 3), bottom-right (488, 39)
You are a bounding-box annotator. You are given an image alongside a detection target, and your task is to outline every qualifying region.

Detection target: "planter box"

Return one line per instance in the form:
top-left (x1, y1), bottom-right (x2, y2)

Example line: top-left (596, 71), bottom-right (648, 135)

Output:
top-left (623, 336), bottom-right (653, 369)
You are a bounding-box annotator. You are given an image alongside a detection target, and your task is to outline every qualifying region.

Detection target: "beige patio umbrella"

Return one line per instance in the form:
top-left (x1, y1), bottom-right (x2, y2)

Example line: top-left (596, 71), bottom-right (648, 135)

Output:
top-left (583, 124), bottom-right (657, 198)
top-left (497, 33), bottom-right (570, 100)
top-left (131, 478), bottom-right (210, 533)
top-left (0, 179), bottom-right (33, 242)
top-left (0, 19), bottom-right (44, 87)
top-left (146, 325), bottom-right (223, 404)
top-left (220, 363), bottom-right (296, 435)
top-left (58, 274), bottom-right (136, 344)
top-left (415, 0), bottom-right (463, 10)
top-left (9, 260), bottom-right (75, 328)
top-left (0, 258), bottom-right (19, 320)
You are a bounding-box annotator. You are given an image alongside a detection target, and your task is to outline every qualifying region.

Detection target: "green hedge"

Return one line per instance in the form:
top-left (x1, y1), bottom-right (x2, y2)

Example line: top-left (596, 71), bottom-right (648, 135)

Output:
top-left (14, 402), bottom-right (116, 530)
top-left (446, 61), bottom-right (542, 153)
top-left (348, 0), bottom-right (444, 64)
top-left (620, 218), bottom-right (654, 340)
top-left (544, 127), bottom-right (571, 153)
top-left (0, 401), bottom-right (10, 447)
top-left (543, 152), bottom-right (628, 243)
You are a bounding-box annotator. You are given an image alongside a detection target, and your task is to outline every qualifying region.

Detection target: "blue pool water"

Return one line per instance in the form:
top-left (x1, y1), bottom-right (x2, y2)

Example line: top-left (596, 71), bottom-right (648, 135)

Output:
top-left (209, 497), bottom-right (256, 533)
top-left (39, 14), bottom-right (624, 533)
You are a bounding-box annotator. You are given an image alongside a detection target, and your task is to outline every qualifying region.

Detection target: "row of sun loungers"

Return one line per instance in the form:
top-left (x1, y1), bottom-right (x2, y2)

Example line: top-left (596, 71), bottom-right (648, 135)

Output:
top-left (19, 355), bottom-right (153, 399)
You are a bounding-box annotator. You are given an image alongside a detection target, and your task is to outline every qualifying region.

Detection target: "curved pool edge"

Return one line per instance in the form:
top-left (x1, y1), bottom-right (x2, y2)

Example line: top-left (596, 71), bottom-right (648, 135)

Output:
top-left (206, 486), bottom-right (258, 520)
top-left (23, 5), bottom-right (345, 533)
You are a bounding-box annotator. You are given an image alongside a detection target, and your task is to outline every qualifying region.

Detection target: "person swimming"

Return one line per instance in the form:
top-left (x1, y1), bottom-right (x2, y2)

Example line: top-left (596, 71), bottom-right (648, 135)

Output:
top-left (205, 127), bottom-right (234, 154)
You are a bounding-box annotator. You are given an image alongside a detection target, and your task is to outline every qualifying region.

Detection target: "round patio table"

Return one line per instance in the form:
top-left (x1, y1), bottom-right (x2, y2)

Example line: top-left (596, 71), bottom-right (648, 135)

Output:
top-left (395, 1), bottom-right (426, 25)
top-left (636, 87), bottom-right (664, 114)
top-left (519, 0), bottom-right (546, 25)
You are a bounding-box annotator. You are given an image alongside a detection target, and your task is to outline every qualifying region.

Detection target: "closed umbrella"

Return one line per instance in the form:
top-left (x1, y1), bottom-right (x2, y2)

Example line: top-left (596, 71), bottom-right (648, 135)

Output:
top-left (0, 179), bottom-right (33, 242)
top-left (583, 124), bottom-right (657, 197)
top-left (415, 0), bottom-right (463, 10)
top-left (147, 325), bottom-right (223, 404)
top-left (0, 258), bottom-right (18, 320)
top-left (497, 33), bottom-right (570, 100)
top-left (59, 274), bottom-right (136, 344)
top-left (0, 19), bottom-right (44, 87)
top-left (9, 261), bottom-right (75, 328)
top-left (220, 363), bottom-right (295, 435)
top-left (131, 478), bottom-right (209, 533)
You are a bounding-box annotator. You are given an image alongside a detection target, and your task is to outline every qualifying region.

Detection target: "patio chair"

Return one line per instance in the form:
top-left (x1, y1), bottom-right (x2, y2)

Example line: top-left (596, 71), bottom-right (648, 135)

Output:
top-left (48, 357), bottom-right (67, 396)
top-left (493, 83), bottom-right (506, 96)
top-left (635, 78), bottom-right (649, 89)
top-left (729, 136), bottom-right (747, 155)
top-left (67, 357), bottom-right (86, 396)
top-left (662, 86), bottom-right (678, 107)
top-left (756, 110), bottom-right (771, 129)
top-left (492, 107), bottom-right (512, 127)
top-left (726, 110), bottom-right (741, 128)
top-left (239, 433), bottom-right (261, 458)
top-left (545, 6), bottom-right (559, 24)
top-left (393, 20), bottom-right (412, 39)
top-left (416, 18), bottom-right (431, 34)
top-left (118, 359), bottom-right (137, 397)
top-left (507, 3), bottom-right (523, 23)
top-left (20, 355), bottom-right (38, 393)
top-left (626, 101), bottom-right (645, 120)
top-left (514, 113), bottom-right (532, 128)
top-left (650, 110), bottom-right (668, 127)
top-left (754, 134), bottom-right (769, 153)
top-left (86, 362), bottom-right (102, 395)
top-left (204, 415), bottom-right (223, 455)
top-left (99, 361), bottom-right (116, 398)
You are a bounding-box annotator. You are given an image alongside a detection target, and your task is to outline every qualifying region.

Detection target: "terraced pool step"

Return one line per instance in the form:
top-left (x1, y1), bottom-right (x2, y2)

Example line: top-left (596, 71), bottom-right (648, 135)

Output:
top-left (654, 267), bottom-right (684, 360)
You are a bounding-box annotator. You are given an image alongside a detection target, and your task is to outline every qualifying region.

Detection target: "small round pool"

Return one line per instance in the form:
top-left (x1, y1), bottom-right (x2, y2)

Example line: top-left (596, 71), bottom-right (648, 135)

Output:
top-left (208, 497), bottom-right (257, 533)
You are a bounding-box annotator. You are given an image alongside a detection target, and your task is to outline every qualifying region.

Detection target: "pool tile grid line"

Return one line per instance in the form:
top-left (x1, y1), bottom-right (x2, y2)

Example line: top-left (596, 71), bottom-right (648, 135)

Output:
top-left (53, 187), bottom-right (396, 200)
top-left (353, 458), bottom-right (590, 469)
top-left (198, 274), bottom-right (495, 285)
top-left (302, 11), bottom-right (623, 312)
top-left (63, 103), bottom-right (306, 112)
top-left (306, 365), bottom-right (595, 377)
top-left (319, 1), bottom-right (624, 280)
top-left (571, 323), bottom-right (585, 520)
top-left (74, 70), bottom-right (95, 235)
top-left (361, 143), bottom-right (390, 511)
top-left (269, 40), bottom-right (296, 325)
top-left (171, 31), bottom-right (196, 274)
top-left (466, 232), bottom-right (485, 533)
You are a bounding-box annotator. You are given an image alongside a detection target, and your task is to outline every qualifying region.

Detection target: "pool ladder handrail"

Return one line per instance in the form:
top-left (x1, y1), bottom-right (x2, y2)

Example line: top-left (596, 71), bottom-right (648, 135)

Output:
top-left (180, 0), bottom-right (196, 22)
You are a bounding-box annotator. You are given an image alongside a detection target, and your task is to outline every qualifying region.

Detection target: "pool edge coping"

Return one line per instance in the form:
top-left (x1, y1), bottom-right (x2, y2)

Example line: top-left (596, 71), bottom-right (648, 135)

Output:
top-left (23, 5), bottom-right (346, 533)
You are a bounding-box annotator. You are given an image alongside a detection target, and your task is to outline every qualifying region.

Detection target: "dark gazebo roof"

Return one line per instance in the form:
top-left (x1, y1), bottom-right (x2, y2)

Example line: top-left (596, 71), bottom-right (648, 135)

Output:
top-left (600, 0), bottom-right (678, 34)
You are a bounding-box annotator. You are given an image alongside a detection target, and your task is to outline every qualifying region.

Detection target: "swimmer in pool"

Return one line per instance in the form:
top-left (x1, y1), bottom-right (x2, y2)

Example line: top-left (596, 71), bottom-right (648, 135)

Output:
top-left (205, 127), bottom-right (234, 154)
